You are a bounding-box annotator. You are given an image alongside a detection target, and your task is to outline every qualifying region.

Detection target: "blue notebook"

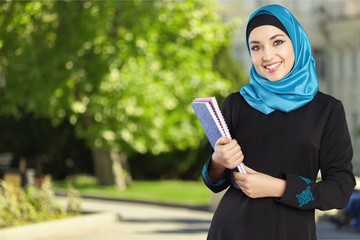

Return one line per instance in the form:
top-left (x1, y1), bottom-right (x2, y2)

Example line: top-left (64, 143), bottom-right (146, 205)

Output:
top-left (192, 101), bottom-right (226, 149)
top-left (192, 97), bottom-right (246, 174)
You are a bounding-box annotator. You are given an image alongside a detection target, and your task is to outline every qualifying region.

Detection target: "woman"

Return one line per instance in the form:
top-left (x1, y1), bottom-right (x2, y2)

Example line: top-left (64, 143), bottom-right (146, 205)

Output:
top-left (202, 4), bottom-right (356, 240)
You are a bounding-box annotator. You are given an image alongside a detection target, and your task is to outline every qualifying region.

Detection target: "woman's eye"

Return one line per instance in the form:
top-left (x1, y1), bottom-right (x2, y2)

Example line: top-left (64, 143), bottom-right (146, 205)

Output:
top-left (274, 40), bottom-right (285, 46)
top-left (251, 45), bottom-right (260, 51)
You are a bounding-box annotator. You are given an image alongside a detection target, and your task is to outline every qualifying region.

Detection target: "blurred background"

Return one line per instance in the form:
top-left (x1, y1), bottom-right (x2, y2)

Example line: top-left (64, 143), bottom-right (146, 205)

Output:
top-left (0, 0), bottom-right (245, 191)
top-left (0, 0), bottom-right (359, 192)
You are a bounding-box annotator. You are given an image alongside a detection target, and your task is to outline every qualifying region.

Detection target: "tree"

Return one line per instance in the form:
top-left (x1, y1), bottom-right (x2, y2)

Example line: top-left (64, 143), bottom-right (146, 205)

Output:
top-left (0, 0), bottom-right (240, 188)
top-left (0, 0), bottom-right (118, 184)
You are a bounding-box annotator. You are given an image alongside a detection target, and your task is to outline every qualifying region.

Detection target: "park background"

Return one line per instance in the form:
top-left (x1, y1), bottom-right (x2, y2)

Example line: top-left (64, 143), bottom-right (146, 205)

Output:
top-left (1, 0), bottom-right (360, 228)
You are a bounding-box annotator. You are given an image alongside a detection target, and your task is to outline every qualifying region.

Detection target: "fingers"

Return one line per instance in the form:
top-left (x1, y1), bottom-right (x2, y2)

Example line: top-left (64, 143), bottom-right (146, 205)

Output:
top-left (223, 141), bottom-right (243, 163)
top-left (229, 149), bottom-right (244, 167)
top-left (232, 171), bottom-right (247, 194)
top-left (215, 138), bottom-right (240, 153)
top-left (215, 136), bottom-right (232, 146)
top-left (243, 165), bottom-right (255, 174)
top-left (234, 165), bottom-right (255, 179)
top-left (213, 138), bottom-right (244, 169)
top-left (233, 170), bottom-right (247, 181)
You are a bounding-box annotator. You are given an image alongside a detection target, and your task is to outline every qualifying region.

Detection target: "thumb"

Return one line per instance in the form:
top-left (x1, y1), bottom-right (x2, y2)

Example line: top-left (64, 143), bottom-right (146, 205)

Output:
top-left (216, 136), bottom-right (232, 146)
top-left (243, 165), bottom-right (256, 174)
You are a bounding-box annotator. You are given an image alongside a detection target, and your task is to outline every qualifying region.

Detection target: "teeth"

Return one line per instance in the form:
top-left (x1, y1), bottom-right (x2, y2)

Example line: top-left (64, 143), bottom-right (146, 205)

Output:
top-left (265, 63), bottom-right (281, 70)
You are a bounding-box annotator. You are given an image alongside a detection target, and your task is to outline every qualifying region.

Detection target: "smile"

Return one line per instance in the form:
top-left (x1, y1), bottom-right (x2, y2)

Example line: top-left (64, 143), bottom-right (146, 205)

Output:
top-left (264, 62), bottom-right (281, 72)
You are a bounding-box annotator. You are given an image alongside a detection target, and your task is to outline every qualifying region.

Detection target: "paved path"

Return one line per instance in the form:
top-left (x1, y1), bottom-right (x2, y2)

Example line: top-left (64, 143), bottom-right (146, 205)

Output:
top-left (0, 198), bottom-right (212, 240)
top-left (67, 198), bottom-right (212, 240)
top-left (1, 197), bottom-right (360, 240)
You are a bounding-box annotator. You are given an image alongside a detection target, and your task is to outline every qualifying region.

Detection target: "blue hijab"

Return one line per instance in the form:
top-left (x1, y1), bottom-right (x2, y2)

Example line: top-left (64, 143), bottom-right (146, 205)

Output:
top-left (240, 4), bottom-right (319, 115)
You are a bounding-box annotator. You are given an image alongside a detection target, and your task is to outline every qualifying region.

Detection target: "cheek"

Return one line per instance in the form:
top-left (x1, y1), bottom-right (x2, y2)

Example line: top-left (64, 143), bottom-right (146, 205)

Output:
top-left (250, 53), bottom-right (262, 68)
top-left (290, 53), bottom-right (295, 68)
top-left (284, 51), bottom-right (295, 69)
top-left (282, 44), bottom-right (295, 68)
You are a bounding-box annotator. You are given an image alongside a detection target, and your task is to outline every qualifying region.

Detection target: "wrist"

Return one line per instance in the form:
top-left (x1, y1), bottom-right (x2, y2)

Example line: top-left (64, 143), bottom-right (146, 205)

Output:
top-left (208, 157), bottom-right (226, 180)
top-left (272, 178), bottom-right (286, 198)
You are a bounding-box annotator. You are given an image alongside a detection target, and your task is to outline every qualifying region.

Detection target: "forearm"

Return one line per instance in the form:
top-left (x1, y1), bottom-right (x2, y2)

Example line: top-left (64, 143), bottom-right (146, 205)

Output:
top-left (208, 158), bottom-right (227, 181)
top-left (270, 178), bottom-right (286, 198)
top-left (202, 158), bottom-right (231, 193)
top-left (277, 173), bottom-right (355, 210)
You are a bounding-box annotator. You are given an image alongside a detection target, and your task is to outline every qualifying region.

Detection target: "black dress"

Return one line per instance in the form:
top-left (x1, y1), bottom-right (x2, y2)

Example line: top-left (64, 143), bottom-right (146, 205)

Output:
top-left (202, 92), bottom-right (356, 240)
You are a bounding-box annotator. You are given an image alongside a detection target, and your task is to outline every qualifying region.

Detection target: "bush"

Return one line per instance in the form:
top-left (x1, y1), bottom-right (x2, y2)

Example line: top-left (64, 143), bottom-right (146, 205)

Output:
top-left (0, 175), bottom-right (81, 228)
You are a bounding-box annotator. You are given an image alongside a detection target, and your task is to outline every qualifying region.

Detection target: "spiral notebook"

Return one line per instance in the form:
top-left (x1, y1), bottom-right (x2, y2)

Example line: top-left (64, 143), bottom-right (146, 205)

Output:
top-left (192, 97), bottom-right (246, 174)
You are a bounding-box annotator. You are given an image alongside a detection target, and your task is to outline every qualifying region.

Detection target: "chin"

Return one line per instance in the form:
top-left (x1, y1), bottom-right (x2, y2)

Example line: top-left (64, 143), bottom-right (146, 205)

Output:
top-left (263, 76), bottom-right (281, 82)
top-left (258, 70), bottom-right (286, 82)
top-left (264, 73), bottom-right (286, 82)
top-left (268, 78), bottom-right (282, 82)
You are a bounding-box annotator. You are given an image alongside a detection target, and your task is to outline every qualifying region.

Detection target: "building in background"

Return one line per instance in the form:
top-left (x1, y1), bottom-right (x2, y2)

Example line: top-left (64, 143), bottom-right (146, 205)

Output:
top-left (217, 0), bottom-right (360, 175)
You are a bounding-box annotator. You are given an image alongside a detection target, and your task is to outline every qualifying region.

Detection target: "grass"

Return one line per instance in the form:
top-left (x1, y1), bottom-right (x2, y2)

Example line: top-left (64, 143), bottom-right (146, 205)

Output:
top-left (54, 175), bottom-right (212, 207)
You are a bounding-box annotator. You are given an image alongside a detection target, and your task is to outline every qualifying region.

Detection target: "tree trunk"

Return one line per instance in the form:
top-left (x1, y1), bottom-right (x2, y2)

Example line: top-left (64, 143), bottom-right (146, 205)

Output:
top-left (92, 149), bottom-right (132, 189)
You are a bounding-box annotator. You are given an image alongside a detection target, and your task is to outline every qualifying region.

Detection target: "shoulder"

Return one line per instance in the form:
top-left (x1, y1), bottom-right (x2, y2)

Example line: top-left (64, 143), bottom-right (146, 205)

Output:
top-left (222, 92), bottom-right (246, 106)
top-left (314, 91), bottom-right (338, 103)
top-left (315, 91), bottom-right (338, 101)
top-left (220, 92), bottom-right (248, 112)
top-left (312, 92), bottom-right (347, 122)
top-left (312, 91), bottom-right (344, 110)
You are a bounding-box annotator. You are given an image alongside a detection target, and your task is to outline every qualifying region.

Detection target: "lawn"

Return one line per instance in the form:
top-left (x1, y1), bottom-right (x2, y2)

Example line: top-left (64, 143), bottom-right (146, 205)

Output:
top-left (54, 175), bottom-right (213, 207)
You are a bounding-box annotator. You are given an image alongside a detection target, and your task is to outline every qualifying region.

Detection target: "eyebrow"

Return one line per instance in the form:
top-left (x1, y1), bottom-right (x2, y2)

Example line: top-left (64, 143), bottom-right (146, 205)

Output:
top-left (249, 34), bottom-right (287, 45)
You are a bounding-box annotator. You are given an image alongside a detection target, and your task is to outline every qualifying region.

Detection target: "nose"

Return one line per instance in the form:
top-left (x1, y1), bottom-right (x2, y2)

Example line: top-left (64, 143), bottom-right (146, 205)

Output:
top-left (262, 47), bottom-right (274, 62)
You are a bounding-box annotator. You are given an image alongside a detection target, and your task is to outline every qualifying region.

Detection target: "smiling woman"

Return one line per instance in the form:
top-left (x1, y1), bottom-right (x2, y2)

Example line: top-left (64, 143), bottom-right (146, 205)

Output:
top-left (200, 4), bottom-right (356, 240)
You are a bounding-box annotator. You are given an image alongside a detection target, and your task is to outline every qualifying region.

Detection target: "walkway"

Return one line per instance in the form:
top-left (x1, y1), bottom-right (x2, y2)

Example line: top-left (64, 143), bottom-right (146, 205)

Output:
top-left (0, 197), bottom-right (359, 240)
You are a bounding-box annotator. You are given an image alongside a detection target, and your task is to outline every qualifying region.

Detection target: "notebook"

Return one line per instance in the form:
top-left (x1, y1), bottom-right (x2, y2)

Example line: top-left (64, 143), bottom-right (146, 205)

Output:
top-left (192, 97), bottom-right (246, 174)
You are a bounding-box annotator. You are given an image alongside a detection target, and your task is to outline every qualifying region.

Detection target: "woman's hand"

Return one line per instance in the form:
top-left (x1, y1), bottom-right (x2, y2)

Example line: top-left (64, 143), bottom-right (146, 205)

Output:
top-left (233, 165), bottom-right (286, 198)
top-left (208, 137), bottom-right (244, 180)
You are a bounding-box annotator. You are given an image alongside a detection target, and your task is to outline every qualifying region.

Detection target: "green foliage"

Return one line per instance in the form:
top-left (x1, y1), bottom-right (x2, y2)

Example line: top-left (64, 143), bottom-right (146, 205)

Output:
top-left (213, 46), bottom-right (248, 91)
top-left (0, 0), bottom-right (247, 186)
top-left (0, 176), bottom-right (80, 228)
top-left (78, 0), bottom-right (237, 155)
top-left (0, 0), bottom-right (241, 159)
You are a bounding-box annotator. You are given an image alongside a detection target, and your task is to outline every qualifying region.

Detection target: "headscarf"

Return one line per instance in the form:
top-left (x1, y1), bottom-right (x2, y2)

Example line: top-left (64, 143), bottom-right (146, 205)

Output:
top-left (240, 4), bottom-right (319, 115)
top-left (246, 14), bottom-right (289, 40)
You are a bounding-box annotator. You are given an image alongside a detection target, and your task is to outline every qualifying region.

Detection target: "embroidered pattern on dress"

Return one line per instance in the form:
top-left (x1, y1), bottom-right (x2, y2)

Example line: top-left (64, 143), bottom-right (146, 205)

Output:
top-left (296, 176), bottom-right (315, 208)
top-left (300, 176), bottom-right (314, 185)
top-left (296, 186), bottom-right (315, 208)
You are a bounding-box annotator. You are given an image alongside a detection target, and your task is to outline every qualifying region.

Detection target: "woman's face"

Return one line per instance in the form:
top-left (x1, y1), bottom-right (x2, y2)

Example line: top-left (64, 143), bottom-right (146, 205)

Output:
top-left (248, 25), bottom-right (295, 82)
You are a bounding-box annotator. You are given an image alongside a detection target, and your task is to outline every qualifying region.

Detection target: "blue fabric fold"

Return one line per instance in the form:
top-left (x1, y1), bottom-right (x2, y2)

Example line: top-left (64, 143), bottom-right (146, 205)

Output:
top-left (240, 4), bottom-right (319, 115)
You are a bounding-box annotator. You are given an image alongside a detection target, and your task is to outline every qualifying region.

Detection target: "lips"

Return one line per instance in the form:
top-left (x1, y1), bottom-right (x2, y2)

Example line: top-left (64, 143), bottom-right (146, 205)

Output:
top-left (263, 62), bottom-right (281, 72)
